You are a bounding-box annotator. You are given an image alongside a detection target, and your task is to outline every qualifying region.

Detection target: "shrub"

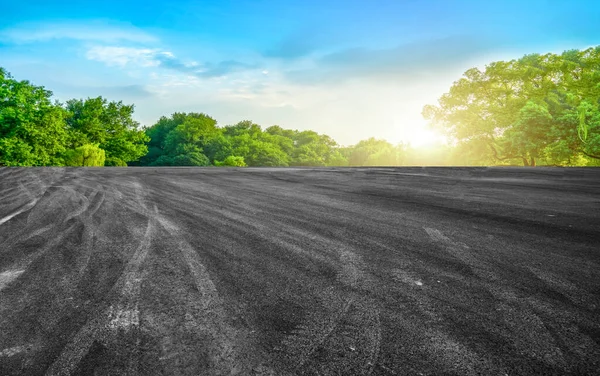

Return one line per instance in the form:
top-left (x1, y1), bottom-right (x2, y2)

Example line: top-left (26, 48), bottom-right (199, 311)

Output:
top-left (64, 144), bottom-right (105, 166)
top-left (215, 155), bottom-right (246, 167)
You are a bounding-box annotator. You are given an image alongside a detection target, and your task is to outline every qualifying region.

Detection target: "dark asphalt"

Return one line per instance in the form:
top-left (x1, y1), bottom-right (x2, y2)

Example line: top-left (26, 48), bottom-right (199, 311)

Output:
top-left (0, 167), bottom-right (599, 375)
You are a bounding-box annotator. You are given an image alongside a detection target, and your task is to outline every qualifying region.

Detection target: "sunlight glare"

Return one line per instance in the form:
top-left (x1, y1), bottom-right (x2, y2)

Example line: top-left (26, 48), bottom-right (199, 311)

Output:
top-left (405, 128), bottom-right (447, 148)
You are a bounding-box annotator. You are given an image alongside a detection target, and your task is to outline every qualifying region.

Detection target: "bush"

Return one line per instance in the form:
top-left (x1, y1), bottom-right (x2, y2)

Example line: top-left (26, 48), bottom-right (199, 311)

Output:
top-left (64, 144), bottom-right (105, 166)
top-left (104, 157), bottom-right (127, 166)
top-left (150, 152), bottom-right (210, 166)
top-left (215, 155), bottom-right (246, 167)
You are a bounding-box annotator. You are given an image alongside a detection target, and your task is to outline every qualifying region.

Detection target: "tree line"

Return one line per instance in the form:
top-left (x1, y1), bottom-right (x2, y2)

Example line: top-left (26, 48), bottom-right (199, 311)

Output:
top-left (1, 46), bottom-right (599, 167)
top-left (0, 66), bottom-right (404, 167)
top-left (135, 113), bottom-right (404, 167)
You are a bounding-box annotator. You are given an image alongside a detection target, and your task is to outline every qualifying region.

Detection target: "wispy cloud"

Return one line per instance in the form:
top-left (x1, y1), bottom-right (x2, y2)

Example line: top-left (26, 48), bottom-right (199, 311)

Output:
top-left (284, 36), bottom-right (492, 85)
top-left (86, 46), bottom-right (168, 67)
top-left (0, 20), bottom-right (156, 44)
top-left (157, 56), bottom-right (257, 78)
top-left (87, 46), bottom-right (257, 78)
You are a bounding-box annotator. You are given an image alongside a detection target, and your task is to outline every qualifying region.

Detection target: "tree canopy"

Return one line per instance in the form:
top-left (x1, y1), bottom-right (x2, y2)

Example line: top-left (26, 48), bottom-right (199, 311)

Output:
top-left (0, 67), bottom-right (149, 167)
top-left (423, 47), bottom-right (600, 166)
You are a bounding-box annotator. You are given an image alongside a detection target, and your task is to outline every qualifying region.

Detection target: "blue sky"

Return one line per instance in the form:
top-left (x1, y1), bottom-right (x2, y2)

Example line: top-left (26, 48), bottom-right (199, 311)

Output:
top-left (2, 0), bottom-right (599, 145)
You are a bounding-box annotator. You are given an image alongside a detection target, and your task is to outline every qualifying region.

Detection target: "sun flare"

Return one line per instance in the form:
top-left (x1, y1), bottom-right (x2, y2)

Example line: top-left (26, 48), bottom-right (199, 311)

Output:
top-left (405, 128), bottom-right (447, 148)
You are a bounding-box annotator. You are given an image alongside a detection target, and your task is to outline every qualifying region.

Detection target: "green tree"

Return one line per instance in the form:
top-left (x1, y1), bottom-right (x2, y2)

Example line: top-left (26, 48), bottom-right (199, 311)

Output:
top-left (0, 67), bottom-right (69, 166)
top-left (104, 157), bottom-right (128, 166)
top-left (63, 144), bottom-right (106, 166)
top-left (423, 47), bottom-right (600, 166)
top-left (141, 113), bottom-right (216, 166)
top-left (64, 97), bottom-right (149, 164)
top-left (224, 121), bottom-right (290, 166)
top-left (162, 114), bottom-right (219, 155)
top-left (347, 138), bottom-right (403, 166)
top-left (290, 131), bottom-right (340, 166)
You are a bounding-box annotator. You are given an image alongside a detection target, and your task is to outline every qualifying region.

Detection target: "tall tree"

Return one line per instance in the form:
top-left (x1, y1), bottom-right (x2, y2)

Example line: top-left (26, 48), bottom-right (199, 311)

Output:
top-left (64, 97), bottom-right (148, 166)
top-left (144, 113), bottom-right (217, 166)
top-left (423, 47), bottom-right (600, 166)
top-left (0, 68), bottom-right (69, 166)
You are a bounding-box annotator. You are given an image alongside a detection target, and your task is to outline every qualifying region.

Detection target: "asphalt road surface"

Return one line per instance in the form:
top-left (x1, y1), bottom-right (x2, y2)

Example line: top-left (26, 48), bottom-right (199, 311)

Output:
top-left (1, 167), bottom-right (599, 376)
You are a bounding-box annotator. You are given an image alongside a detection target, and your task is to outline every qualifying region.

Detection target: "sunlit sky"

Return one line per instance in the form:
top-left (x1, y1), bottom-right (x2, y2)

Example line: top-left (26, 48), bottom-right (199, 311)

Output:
top-left (2, 0), bottom-right (599, 146)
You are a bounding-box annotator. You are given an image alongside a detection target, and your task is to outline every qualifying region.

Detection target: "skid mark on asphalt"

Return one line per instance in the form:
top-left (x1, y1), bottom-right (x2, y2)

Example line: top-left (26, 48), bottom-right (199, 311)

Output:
top-left (410, 305), bottom-right (502, 374)
top-left (397, 233), bottom-right (589, 371)
top-left (280, 226), bottom-right (373, 290)
top-left (283, 293), bottom-right (353, 369)
top-left (479, 267), bottom-right (600, 370)
top-left (283, 294), bottom-right (381, 375)
top-left (106, 213), bottom-right (153, 332)
top-left (270, 227), bottom-right (381, 374)
top-left (525, 265), bottom-right (599, 310)
top-left (424, 227), bottom-right (497, 281)
top-left (74, 189), bottom-right (107, 275)
top-left (495, 300), bottom-right (566, 367)
top-left (523, 296), bottom-right (600, 364)
top-left (45, 215), bottom-right (154, 376)
top-left (0, 270), bottom-right (25, 291)
top-left (157, 188), bottom-right (383, 373)
top-left (152, 212), bottom-right (252, 375)
top-left (0, 222), bottom-right (77, 286)
top-left (483, 283), bottom-right (574, 368)
top-left (0, 344), bottom-right (32, 357)
top-left (420, 329), bottom-right (499, 376)
top-left (384, 258), bottom-right (507, 374)
top-left (18, 180), bottom-right (38, 201)
top-left (56, 186), bottom-right (91, 222)
top-left (0, 199), bottom-right (38, 226)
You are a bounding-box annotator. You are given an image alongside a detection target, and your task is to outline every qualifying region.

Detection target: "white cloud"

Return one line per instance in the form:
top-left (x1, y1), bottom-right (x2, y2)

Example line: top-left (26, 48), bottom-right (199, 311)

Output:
top-left (0, 20), bottom-right (156, 44)
top-left (86, 46), bottom-right (167, 67)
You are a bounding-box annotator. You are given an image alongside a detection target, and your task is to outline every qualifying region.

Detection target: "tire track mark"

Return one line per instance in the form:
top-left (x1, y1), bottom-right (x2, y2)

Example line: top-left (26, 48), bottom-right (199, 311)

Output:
top-left (45, 214), bottom-right (154, 376)
top-left (0, 199), bottom-right (39, 226)
top-left (283, 293), bottom-right (353, 371)
top-left (391, 285), bottom-right (506, 375)
top-left (422, 228), bottom-right (569, 372)
top-left (0, 270), bottom-right (25, 291)
top-left (523, 295), bottom-right (600, 366)
top-left (381, 244), bottom-right (509, 375)
top-left (289, 298), bottom-right (381, 376)
top-left (525, 265), bottom-right (599, 310)
top-left (152, 212), bottom-right (252, 375)
top-left (0, 222), bottom-right (78, 290)
top-left (424, 227), bottom-right (498, 281)
top-left (490, 293), bottom-right (566, 368)
top-left (149, 182), bottom-right (383, 373)
top-left (72, 188), bottom-right (106, 276)
top-left (272, 227), bottom-right (381, 374)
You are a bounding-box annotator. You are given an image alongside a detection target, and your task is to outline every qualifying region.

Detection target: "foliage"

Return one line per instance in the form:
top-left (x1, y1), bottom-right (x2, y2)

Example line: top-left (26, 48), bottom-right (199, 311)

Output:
top-left (65, 97), bottom-right (149, 163)
top-left (346, 138), bottom-right (404, 166)
top-left (0, 68), bottom-right (68, 166)
top-left (63, 144), bottom-right (106, 166)
top-left (105, 157), bottom-right (128, 167)
top-left (215, 155), bottom-right (246, 167)
top-left (0, 67), bottom-right (148, 166)
top-left (423, 47), bottom-right (600, 166)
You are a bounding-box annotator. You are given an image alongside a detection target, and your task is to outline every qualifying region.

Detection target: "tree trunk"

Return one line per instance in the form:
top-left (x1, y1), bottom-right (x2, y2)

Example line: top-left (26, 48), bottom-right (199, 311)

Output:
top-left (522, 157), bottom-right (530, 166)
top-left (530, 157), bottom-right (536, 167)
